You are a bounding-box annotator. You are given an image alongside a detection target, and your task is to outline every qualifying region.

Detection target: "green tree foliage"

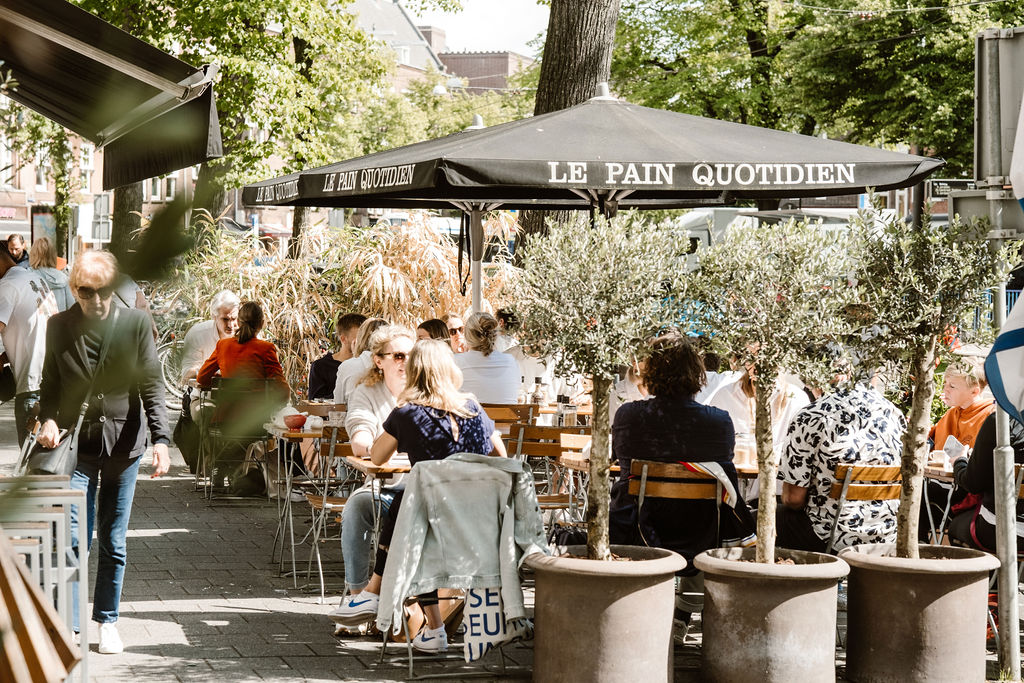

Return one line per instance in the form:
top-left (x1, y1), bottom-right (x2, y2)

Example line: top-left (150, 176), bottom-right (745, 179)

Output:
top-left (781, 1), bottom-right (1024, 175)
top-left (612, 0), bottom-right (1024, 174)
top-left (690, 219), bottom-right (857, 563)
top-left (513, 212), bottom-right (688, 561)
top-left (613, 0), bottom-right (805, 131)
top-left (847, 214), bottom-right (1017, 557)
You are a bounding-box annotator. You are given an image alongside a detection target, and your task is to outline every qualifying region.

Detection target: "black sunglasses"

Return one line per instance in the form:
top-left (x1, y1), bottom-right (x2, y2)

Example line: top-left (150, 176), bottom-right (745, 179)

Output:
top-left (77, 285), bottom-right (115, 300)
top-left (380, 352), bottom-right (408, 362)
top-left (448, 326), bottom-right (464, 334)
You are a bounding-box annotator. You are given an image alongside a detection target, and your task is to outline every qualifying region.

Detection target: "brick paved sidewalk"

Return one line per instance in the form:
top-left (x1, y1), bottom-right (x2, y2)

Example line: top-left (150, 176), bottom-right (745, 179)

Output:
top-left (0, 405), bottom-right (538, 682)
top-left (2, 401), bottom-right (1008, 681)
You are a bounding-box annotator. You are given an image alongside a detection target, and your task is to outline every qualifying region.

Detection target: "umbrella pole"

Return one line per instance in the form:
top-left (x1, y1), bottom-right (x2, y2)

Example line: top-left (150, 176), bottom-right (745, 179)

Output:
top-left (470, 209), bottom-right (484, 314)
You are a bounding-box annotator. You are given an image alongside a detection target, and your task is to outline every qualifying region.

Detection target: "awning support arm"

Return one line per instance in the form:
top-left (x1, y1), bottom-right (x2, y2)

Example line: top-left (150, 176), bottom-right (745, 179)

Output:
top-left (96, 64), bottom-right (219, 147)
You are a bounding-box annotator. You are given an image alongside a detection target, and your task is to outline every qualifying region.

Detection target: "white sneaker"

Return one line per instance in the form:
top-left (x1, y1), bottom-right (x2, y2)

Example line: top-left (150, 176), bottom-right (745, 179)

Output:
top-left (97, 622), bottom-right (124, 654)
top-left (411, 625), bottom-right (448, 654)
top-left (329, 590), bottom-right (379, 626)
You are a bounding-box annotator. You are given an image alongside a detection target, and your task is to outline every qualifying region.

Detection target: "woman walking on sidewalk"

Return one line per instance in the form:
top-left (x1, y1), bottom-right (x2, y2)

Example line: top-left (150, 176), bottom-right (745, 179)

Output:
top-left (36, 251), bottom-right (171, 654)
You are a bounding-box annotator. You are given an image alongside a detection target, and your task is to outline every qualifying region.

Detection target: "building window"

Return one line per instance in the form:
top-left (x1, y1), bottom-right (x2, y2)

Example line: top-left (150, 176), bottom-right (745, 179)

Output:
top-left (165, 175), bottom-right (177, 199)
top-left (394, 45), bottom-right (411, 65)
top-left (79, 143), bottom-right (94, 191)
top-left (35, 151), bottom-right (49, 190)
top-left (150, 177), bottom-right (161, 201)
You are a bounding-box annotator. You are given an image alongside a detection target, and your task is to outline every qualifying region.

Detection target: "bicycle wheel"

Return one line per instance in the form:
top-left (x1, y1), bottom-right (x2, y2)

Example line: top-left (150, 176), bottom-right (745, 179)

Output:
top-left (158, 340), bottom-right (184, 412)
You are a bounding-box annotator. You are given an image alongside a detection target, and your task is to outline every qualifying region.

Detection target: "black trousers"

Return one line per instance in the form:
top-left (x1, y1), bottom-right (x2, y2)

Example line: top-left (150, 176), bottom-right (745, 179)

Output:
top-left (775, 505), bottom-right (827, 553)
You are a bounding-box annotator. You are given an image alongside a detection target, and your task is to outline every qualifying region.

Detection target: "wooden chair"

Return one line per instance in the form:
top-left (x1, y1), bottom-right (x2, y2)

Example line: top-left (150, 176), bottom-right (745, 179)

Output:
top-left (826, 464), bottom-right (902, 554)
top-left (629, 460), bottom-right (722, 503)
top-left (481, 404), bottom-right (529, 438)
top-left (507, 423), bottom-right (590, 525)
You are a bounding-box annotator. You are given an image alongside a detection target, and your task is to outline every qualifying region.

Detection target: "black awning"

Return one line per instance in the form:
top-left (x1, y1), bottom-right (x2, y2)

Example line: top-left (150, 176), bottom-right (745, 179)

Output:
top-left (242, 96), bottom-right (944, 212)
top-left (0, 0), bottom-right (222, 189)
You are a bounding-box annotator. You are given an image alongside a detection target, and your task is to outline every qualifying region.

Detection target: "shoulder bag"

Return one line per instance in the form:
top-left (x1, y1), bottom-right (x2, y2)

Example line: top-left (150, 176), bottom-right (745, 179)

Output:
top-left (27, 308), bottom-right (119, 476)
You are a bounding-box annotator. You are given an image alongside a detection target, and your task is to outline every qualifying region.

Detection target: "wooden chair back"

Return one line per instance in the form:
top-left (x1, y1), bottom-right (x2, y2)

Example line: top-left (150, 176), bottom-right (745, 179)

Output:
top-left (627, 460), bottom-right (721, 501)
top-left (825, 463), bottom-right (902, 553)
top-left (508, 423), bottom-right (591, 460)
top-left (828, 464), bottom-right (902, 501)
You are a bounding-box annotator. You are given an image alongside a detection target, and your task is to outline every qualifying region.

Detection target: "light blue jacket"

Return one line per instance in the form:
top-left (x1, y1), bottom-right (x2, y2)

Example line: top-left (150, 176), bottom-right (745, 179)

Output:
top-left (377, 452), bottom-right (549, 633)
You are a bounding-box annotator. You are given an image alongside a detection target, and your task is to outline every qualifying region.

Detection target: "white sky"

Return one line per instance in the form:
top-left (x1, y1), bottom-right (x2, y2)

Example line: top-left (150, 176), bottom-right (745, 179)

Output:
top-left (411, 0), bottom-right (550, 58)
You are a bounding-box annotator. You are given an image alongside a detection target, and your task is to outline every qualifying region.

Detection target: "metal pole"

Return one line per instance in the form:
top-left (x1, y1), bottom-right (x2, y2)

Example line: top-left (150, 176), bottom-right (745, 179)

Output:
top-left (470, 209), bottom-right (484, 314)
top-left (983, 27), bottom-right (1021, 679)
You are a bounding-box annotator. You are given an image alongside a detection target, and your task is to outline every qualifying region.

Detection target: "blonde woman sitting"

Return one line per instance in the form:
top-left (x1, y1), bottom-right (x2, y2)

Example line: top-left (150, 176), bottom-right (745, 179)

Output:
top-left (332, 339), bottom-right (505, 652)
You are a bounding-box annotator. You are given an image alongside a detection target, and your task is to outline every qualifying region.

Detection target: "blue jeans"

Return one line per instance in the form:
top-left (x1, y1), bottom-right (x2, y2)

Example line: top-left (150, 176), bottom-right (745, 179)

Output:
top-left (70, 454), bottom-right (142, 627)
top-left (340, 486), bottom-right (395, 592)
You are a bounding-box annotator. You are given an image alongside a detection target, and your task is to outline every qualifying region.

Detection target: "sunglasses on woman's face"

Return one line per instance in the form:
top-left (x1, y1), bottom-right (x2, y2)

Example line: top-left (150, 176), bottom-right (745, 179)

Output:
top-left (380, 352), bottom-right (407, 362)
top-left (448, 326), bottom-right (464, 335)
top-left (77, 285), bottom-right (115, 300)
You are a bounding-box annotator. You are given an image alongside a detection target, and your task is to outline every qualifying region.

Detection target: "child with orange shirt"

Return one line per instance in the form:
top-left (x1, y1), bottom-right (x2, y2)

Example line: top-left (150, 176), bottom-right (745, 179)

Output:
top-left (929, 358), bottom-right (994, 451)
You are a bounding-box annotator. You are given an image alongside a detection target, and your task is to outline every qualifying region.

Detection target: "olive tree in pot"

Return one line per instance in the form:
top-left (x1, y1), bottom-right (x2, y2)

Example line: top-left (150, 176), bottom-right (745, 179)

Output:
top-left (688, 218), bottom-right (856, 682)
top-left (513, 212), bottom-right (688, 683)
top-left (838, 214), bottom-right (1014, 683)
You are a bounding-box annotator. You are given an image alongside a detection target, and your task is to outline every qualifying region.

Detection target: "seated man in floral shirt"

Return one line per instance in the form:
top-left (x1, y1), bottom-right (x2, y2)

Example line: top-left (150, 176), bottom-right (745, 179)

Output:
top-left (776, 382), bottom-right (906, 552)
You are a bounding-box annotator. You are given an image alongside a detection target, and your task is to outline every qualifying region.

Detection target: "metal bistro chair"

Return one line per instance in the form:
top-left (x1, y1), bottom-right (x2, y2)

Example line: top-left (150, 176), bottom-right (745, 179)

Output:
top-left (507, 423), bottom-right (591, 528)
top-left (628, 459), bottom-right (722, 628)
top-left (826, 463), bottom-right (902, 554)
top-left (302, 425), bottom-right (362, 602)
top-left (559, 433), bottom-right (592, 519)
top-left (200, 377), bottom-right (280, 500)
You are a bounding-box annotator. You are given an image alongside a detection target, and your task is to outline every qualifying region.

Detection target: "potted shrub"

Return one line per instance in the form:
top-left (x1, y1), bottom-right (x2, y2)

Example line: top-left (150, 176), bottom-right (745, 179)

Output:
top-left (513, 212), bottom-right (688, 683)
top-left (688, 217), bottom-right (856, 682)
top-left (838, 214), bottom-right (1013, 682)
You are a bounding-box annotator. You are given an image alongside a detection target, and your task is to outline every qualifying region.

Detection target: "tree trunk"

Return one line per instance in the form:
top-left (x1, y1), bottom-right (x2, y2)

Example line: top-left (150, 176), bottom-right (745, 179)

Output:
top-left (896, 339), bottom-right (937, 558)
top-left (49, 132), bottom-right (72, 258)
top-left (289, 205), bottom-right (309, 259)
top-left (110, 182), bottom-right (143, 262)
top-left (586, 375), bottom-right (613, 561)
top-left (754, 379), bottom-right (777, 563)
top-left (518, 0), bottom-right (621, 244)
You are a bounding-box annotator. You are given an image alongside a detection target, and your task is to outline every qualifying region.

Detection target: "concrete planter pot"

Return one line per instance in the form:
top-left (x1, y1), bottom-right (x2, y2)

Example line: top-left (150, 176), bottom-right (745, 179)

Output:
top-left (840, 543), bottom-right (1000, 683)
top-left (523, 545), bottom-right (686, 683)
top-left (694, 546), bottom-right (850, 683)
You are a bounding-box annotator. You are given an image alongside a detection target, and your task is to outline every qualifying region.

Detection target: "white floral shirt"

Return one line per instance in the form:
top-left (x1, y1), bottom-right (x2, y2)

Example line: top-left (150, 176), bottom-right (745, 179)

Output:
top-left (779, 386), bottom-right (906, 550)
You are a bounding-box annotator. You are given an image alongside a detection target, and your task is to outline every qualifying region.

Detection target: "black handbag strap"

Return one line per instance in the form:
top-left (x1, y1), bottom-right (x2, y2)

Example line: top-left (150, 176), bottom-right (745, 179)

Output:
top-left (70, 307), bottom-right (120, 437)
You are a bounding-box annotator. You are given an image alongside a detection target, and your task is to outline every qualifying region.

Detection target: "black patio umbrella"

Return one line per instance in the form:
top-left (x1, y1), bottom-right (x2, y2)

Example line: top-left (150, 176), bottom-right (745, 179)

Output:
top-left (0, 0), bottom-right (222, 189)
top-left (243, 86), bottom-right (944, 309)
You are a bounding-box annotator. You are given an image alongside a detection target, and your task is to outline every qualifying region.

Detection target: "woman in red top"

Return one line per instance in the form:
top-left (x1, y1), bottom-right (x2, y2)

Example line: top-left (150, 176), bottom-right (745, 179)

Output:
top-left (197, 303), bottom-right (290, 393)
top-left (197, 301), bottom-right (290, 402)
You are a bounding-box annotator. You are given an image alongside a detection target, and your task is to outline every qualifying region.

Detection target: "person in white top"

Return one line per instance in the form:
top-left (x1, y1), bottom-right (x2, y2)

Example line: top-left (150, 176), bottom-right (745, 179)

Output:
top-left (0, 249), bottom-right (58, 444)
top-left (333, 317), bottom-right (387, 404)
top-left (609, 363), bottom-right (649, 424)
top-left (695, 352), bottom-right (739, 404)
top-left (180, 290), bottom-right (240, 383)
top-left (331, 325), bottom-right (413, 630)
top-left (494, 308), bottom-right (518, 353)
top-left (706, 370), bottom-right (809, 451)
top-left (453, 312), bottom-right (520, 404)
